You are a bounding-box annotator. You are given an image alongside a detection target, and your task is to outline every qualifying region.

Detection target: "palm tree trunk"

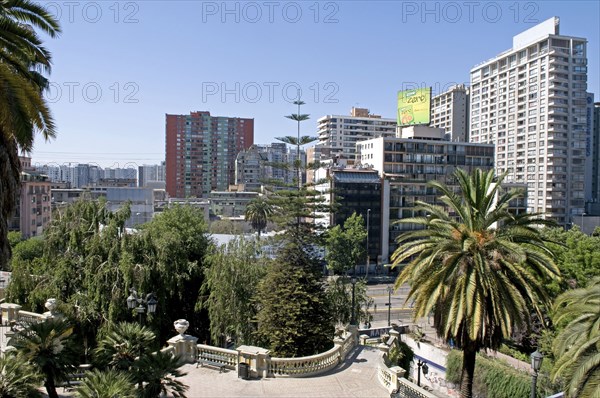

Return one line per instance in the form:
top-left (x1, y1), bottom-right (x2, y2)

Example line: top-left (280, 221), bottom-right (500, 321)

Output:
top-left (460, 346), bottom-right (477, 398)
top-left (45, 377), bottom-right (59, 398)
top-left (0, 133), bottom-right (21, 270)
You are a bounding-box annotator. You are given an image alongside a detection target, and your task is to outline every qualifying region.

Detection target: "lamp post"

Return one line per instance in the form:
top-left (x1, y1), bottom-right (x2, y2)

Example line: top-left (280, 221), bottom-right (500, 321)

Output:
top-left (365, 209), bottom-right (371, 279)
top-left (126, 288), bottom-right (158, 325)
top-left (581, 212), bottom-right (586, 233)
top-left (386, 286), bottom-right (393, 326)
top-left (530, 349), bottom-right (544, 398)
top-left (417, 359), bottom-right (429, 387)
top-left (350, 277), bottom-right (357, 326)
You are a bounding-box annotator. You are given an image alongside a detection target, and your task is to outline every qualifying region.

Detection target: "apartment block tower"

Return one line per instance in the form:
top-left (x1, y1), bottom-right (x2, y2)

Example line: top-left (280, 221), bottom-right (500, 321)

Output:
top-left (469, 17), bottom-right (589, 226)
top-left (315, 107), bottom-right (396, 165)
top-left (165, 111), bottom-right (254, 198)
top-left (431, 84), bottom-right (469, 142)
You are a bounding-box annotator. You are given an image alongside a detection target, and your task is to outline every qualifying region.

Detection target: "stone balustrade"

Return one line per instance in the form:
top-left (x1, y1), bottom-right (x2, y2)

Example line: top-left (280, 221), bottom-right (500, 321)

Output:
top-left (197, 344), bottom-right (238, 369)
top-left (17, 310), bottom-right (47, 323)
top-left (392, 378), bottom-right (438, 398)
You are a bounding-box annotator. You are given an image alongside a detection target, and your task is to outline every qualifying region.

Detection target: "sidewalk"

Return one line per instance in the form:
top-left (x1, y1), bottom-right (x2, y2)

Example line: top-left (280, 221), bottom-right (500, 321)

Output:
top-left (177, 345), bottom-right (389, 398)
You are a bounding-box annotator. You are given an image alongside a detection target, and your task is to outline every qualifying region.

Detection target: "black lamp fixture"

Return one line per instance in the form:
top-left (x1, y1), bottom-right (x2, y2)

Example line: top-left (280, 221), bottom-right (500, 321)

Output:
top-left (126, 288), bottom-right (157, 324)
top-left (530, 349), bottom-right (544, 398)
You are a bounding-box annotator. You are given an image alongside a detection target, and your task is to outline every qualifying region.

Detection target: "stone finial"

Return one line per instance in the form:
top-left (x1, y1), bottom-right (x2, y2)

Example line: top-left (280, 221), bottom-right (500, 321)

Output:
top-left (174, 319), bottom-right (189, 336)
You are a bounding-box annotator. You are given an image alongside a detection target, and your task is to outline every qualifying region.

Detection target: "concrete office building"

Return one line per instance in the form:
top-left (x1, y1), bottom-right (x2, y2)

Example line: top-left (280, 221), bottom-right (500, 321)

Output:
top-left (357, 126), bottom-right (496, 260)
top-left (431, 84), bottom-right (469, 142)
top-left (315, 107), bottom-right (396, 165)
top-left (165, 111), bottom-right (254, 198)
top-left (469, 17), bottom-right (589, 226)
top-left (138, 162), bottom-right (166, 188)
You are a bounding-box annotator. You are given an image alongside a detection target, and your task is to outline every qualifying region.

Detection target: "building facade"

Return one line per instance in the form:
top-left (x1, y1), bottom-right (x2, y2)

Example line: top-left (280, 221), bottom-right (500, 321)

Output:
top-left (431, 84), bottom-right (469, 142)
top-left (315, 107), bottom-right (396, 165)
top-left (357, 126), bottom-right (496, 260)
top-left (10, 157), bottom-right (52, 238)
top-left (138, 162), bottom-right (166, 188)
top-left (165, 111), bottom-right (254, 198)
top-left (469, 17), bottom-right (589, 226)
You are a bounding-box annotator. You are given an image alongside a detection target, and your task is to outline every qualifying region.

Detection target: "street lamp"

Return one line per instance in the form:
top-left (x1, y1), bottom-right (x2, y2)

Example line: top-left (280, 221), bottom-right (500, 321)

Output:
top-left (350, 277), bottom-right (357, 326)
top-left (365, 209), bottom-right (371, 279)
top-left (417, 359), bottom-right (429, 387)
top-left (126, 288), bottom-right (158, 324)
top-left (386, 286), bottom-right (393, 326)
top-left (581, 212), bottom-right (586, 233)
top-left (530, 349), bottom-right (544, 398)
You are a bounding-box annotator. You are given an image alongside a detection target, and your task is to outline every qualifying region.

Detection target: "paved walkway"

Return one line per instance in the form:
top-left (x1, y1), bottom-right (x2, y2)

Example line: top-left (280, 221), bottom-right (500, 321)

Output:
top-left (176, 345), bottom-right (390, 398)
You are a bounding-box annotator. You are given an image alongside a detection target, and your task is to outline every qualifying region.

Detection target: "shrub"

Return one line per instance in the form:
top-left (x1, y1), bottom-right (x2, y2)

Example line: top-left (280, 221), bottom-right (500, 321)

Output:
top-left (445, 350), bottom-right (557, 398)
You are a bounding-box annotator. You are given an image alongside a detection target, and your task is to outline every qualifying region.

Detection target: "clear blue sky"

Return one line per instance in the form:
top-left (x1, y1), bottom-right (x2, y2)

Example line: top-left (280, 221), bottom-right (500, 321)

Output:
top-left (30, 0), bottom-right (600, 168)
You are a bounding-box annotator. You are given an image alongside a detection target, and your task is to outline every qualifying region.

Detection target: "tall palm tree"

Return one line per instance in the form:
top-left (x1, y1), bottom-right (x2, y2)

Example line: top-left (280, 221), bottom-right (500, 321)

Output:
top-left (551, 278), bottom-right (600, 398)
top-left (391, 168), bottom-right (560, 398)
top-left (0, 352), bottom-right (43, 397)
top-left (75, 369), bottom-right (136, 398)
top-left (9, 318), bottom-right (79, 398)
top-left (245, 196), bottom-right (273, 238)
top-left (0, 0), bottom-right (61, 269)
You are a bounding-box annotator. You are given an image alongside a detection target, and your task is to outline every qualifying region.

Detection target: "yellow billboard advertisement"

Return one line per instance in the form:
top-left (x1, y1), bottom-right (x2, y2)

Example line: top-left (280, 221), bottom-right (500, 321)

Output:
top-left (397, 87), bottom-right (431, 126)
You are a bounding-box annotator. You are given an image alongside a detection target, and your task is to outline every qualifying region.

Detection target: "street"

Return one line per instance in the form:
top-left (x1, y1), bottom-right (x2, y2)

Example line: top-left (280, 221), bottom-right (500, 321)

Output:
top-left (366, 283), bottom-right (415, 325)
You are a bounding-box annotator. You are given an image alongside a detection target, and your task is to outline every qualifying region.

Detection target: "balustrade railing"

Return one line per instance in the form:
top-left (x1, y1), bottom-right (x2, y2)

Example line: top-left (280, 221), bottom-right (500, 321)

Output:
top-left (17, 310), bottom-right (46, 324)
top-left (197, 344), bottom-right (238, 369)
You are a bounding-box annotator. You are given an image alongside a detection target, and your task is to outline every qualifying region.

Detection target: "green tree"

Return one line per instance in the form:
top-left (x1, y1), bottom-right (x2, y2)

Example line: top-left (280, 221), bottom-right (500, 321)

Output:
top-left (75, 369), bottom-right (136, 398)
top-left (7, 231), bottom-right (22, 249)
top-left (9, 318), bottom-right (80, 398)
top-left (244, 197), bottom-right (273, 238)
top-left (0, 353), bottom-right (43, 397)
top-left (282, 98), bottom-right (311, 190)
top-left (551, 278), bottom-right (600, 397)
top-left (255, 240), bottom-right (334, 357)
top-left (325, 276), bottom-right (372, 326)
top-left (325, 212), bottom-right (367, 275)
top-left (201, 237), bottom-right (265, 346)
top-left (541, 226), bottom-right (600, 297)
top-left (391, 168), bottom-right (560, 398)
top-left (0, 0), bottom-right (61, 270)
top-left (7, 202), bottom-right (213, 346)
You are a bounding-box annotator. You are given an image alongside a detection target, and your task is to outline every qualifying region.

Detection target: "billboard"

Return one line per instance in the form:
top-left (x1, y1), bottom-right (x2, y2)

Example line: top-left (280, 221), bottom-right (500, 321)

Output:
top-left (397, 87), bottom-right (431, 126)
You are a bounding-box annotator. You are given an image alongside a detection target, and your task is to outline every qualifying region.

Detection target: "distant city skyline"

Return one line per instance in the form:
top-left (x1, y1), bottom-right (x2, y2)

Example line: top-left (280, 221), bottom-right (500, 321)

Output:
top-left (28, 1), bottom-right (599, 167)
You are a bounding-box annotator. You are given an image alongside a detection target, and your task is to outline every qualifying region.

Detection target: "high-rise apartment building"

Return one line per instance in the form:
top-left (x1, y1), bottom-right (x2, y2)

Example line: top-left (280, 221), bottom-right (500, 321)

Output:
top-left (315, 107), bottom-right (396, 165)
top-left (138, 162), bottom-right (166, 188)
top-left (357, 126), bottom-right (496, 260)
top-left (592, 102), bottom-right (600, 205)
top-left (431, 84), bottom-right (469, 142)
top-left (469, 17), bottom-right (588, 226)
top-left (165, 111), bottom-right (254, 198)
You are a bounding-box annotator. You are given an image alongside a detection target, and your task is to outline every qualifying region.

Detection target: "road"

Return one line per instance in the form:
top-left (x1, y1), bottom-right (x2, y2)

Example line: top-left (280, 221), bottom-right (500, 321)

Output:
top-left (366, 283), bottom-right (415, 325)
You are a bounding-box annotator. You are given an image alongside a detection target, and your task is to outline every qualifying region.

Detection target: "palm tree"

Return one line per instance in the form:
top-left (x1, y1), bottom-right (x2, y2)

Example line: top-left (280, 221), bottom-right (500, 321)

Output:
top-left (75, 369), bottom-right (136, 398)
top-left (0, 352), bottom-right (43, 397)
top-left (9, 318), bottom-right (79, 398)
top-left (551, 278), bottom-right (600, 397)
top-left (135, 351), bottom-right (188, 398)
top-left (245, 196), bottom-right (273, 238)
top-left (94, 322), bottom-right (155, 371)
top-left (0, 0), bottom-right (61, 269)
top-left (391, 168), bottom-right (560, 398)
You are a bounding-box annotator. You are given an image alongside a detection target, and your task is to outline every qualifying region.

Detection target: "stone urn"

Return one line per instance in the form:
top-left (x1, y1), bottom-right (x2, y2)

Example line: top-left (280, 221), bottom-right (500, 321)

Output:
top-left (174, 319), bottom-right (189, 336)
top-left (45, 298), bottom-right (57, 313)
